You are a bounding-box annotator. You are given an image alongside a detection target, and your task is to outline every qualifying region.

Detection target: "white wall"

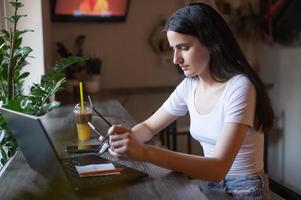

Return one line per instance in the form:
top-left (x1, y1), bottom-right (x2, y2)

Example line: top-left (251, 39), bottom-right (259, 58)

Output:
top-left (0, 0), bottom-right (45, 94)
top-left (257, 44), bottom-right (301, 194)
top-left (49, 0), bottom-right (183, 89)
top-left (18, 0), bottom-right (45, 94)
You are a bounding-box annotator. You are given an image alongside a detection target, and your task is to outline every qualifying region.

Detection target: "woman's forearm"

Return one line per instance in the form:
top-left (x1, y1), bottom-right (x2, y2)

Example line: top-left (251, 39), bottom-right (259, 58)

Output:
top-left (131, 106), bottom-right (178, 143)
top-left (144, 145), bottom-right (228, 181)
top-left (131, 122), bottom-right (157, 143)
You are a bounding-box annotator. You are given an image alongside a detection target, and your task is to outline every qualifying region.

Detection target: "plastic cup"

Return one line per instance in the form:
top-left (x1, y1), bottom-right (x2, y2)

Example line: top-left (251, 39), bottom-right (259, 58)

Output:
top-left (74, 102), bottom-right (92, 141)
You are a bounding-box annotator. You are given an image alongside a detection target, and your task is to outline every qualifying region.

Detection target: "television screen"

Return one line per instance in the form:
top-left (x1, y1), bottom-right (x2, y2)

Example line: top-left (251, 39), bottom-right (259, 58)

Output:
top-left (51, 0), bottom-right (130, 22)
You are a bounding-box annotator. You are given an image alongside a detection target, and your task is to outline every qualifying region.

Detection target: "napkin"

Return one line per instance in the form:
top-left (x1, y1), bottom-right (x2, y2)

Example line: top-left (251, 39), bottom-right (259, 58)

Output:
top-left (75, 163), bottom-right (123, 177)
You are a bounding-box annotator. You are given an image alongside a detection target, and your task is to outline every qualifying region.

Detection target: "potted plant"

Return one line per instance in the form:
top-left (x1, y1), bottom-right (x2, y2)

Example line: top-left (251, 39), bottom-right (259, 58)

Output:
top-left (0, 0), bottom-right (85, 169)
top-left (56, 34), bottom-right (102, 94)
top-left (84, 57), bottom-right (102, 93)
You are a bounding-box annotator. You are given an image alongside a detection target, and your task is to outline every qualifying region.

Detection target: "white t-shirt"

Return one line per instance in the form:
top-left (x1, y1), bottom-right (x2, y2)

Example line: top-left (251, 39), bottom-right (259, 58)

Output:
top-left (163, 74), bottom-right (263, 176)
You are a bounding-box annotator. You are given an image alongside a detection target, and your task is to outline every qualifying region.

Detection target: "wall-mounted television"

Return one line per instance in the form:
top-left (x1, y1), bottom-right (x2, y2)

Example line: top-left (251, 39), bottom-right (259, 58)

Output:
top-left (51, 0), bottom-right (130, 22)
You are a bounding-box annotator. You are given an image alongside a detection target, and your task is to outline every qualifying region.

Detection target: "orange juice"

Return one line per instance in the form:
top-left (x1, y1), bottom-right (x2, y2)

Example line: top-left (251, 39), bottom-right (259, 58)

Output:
top-left (74, 103), bottom-right (92, 142)
top-left (76, 123), bottom-right (91, 141)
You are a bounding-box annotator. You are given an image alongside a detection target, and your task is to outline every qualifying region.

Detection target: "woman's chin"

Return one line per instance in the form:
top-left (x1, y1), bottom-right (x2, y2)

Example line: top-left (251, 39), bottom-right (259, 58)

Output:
top-left (183, 71), bottom-right (197, 78)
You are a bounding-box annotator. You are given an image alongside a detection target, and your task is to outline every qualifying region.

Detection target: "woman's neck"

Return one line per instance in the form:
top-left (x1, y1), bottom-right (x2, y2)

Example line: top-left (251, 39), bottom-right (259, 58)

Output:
top-left (197, 74), bottom-right (226, 91)
top-left (197, 73), bottom-right (217, 88)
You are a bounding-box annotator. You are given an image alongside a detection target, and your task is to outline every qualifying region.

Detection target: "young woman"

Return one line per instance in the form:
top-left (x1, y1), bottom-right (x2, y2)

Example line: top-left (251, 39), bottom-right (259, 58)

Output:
top-left (102, 3), bottom-right (274, 199)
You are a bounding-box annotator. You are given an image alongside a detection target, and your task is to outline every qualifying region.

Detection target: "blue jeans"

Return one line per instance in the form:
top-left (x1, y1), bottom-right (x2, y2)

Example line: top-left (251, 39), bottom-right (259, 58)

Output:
top-left (199, 173), bottom-right (271, 200)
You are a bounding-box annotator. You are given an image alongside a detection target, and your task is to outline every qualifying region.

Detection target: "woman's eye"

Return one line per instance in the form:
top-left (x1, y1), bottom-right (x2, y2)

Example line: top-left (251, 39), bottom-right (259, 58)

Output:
top-left (181, 46), bottom-right (189, 51)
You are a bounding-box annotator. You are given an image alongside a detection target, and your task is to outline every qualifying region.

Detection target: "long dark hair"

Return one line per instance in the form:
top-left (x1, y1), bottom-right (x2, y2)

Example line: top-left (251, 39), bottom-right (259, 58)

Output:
top-left (165, 3), bottom-right (274, 133)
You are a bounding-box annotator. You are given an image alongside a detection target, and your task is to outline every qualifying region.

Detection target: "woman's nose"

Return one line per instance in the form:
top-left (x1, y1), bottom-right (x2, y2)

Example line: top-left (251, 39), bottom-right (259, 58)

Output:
top-left (173, 51), bottom-right (183, 64)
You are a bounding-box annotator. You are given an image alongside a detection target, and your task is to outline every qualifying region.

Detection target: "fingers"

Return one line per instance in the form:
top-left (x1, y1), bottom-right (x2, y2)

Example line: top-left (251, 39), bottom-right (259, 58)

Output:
top-left (108, 125), bottom-right (131, 144)
top-left (109, 144), bottom-right (128, 156)
top-left (98, 135), bottom-right (104, 142)
top-left (108, 148), bottom-right (120, 157)
top-left (108, 125), bottom-right (131, 135)
top-left (107, 125), bottom-right (132, 158)
top-left (108, 147), bottom-right (124, 159)
top-left (110, 132), bottom-right (130, 142)
top-left (98, 125), bottom-right (128, 144)
top-left (108, 124), bottom-right (130, 146)
top-left (110, 138), bottom-right (129, 150)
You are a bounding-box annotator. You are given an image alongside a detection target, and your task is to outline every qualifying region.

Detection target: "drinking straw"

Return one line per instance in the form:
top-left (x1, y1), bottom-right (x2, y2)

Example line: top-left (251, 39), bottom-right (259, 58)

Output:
top-left (79, 82), bottom-right (84, 112)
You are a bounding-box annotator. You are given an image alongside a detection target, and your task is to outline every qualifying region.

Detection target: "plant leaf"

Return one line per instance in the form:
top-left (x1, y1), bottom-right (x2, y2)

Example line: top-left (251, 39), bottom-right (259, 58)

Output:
top-left (0, 64), bottom-right (8, 80)
top-left (5, 15), bottom-right (27, 24)
top-left (9, 1), bottom-right (24, 9)
top-left (0, 130), bottom-right (5, 143)
top-left (14, 46), bottom-right (32, 60)
top-left (16, 72), bottom-right (30, 81)
top-left (13, 37), bottom-right (22, 50)
top-left (13, 47), bottom-right (32, 71)
top-left (0, 148), bottom-right (8, 162)
top-left (0, 43), bottom-right (10, 54)
top-left (54, 56), bottom-right (88, 72)
top-left (14, 29), bottom-right (34, 39)
top-left (0, 30), bottom-right (10, 40)
top-left (0, 114), bottom-right (6, 127)
top-left (5, 99), bottom-right (23, 111)
top-left (42, 101), bottom-right (61, 114)
top-left (4, 17), bottom-right (14, 24)
top-left (50, 78), bottom-right (66, 96)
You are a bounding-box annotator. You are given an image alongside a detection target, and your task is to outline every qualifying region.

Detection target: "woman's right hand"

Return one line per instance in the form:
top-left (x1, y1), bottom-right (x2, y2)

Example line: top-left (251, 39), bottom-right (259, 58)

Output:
top-left (98, 130), bottom-right (123, 158)
top-left (107, 125), bottom-right (149, 161)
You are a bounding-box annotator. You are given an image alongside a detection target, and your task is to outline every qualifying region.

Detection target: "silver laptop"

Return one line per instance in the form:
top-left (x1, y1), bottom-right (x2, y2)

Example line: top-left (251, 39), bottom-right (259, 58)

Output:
top-left (0, 107), bottom-right (148, 193)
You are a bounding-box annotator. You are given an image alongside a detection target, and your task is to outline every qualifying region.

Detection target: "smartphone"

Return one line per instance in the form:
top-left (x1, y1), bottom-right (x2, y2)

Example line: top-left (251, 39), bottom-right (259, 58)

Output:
top-left (65, 145), bottom-right (100, 154)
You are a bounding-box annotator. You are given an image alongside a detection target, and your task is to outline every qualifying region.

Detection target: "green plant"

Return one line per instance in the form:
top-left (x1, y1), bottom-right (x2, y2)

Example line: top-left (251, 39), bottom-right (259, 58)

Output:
top-left (56, 34), bottom-right (102, 80)
top-left (0, 0), bottom-right (86, 168)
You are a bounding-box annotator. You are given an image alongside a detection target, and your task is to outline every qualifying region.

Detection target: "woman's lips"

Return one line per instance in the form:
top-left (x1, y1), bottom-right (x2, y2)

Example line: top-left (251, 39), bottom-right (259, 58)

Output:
top-left (180, 66), bottom-right (189, 71)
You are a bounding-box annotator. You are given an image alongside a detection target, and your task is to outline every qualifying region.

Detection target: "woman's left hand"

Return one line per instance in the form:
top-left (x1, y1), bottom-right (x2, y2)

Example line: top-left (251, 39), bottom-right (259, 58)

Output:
top-left (108, 125), bottom-right (148, 161)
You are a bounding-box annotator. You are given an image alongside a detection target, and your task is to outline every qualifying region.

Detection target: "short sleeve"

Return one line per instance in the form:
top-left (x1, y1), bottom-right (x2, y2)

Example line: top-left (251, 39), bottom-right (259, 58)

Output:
top-left (163, 78), bottom-right (190, 116)
top-left (224, 76), bottom-right (256, 127)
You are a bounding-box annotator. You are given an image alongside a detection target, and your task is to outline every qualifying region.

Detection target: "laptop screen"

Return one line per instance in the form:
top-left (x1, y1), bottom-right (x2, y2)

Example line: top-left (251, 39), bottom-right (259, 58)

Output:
top-left (0, 107), bottom-right (68, 183)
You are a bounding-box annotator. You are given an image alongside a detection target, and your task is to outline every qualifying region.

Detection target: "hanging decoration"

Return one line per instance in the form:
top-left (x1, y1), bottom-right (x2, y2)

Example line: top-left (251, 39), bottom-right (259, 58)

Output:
top-left (261, 0), bottom-right (301, 45)
top-left (148, 18), bottom-right (172, 64)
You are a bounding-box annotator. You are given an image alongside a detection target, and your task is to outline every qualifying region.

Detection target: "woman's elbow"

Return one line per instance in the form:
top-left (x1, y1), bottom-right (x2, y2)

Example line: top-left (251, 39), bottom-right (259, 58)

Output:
top-left (192, 163), bottom-right (230, 182)
top-left (211, 172), bottom-right (227, 182)
top-left (187, 169), bottom-right (227, 182)
top-left (211, 164), bottom-right (231, 182)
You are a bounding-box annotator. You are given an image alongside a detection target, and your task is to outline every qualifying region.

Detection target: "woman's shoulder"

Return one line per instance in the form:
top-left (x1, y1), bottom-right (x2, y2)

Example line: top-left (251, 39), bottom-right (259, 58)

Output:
top-left (172, 77), bottom-right (198, 100)
top-left (177, 77), bottom-right (198, 89)
top-left (228, 74), bottom-right (253, 89)
top-left (226, 74), bottom-right (255, 97)
top-left (229, 74), bottom-right (251, 84)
